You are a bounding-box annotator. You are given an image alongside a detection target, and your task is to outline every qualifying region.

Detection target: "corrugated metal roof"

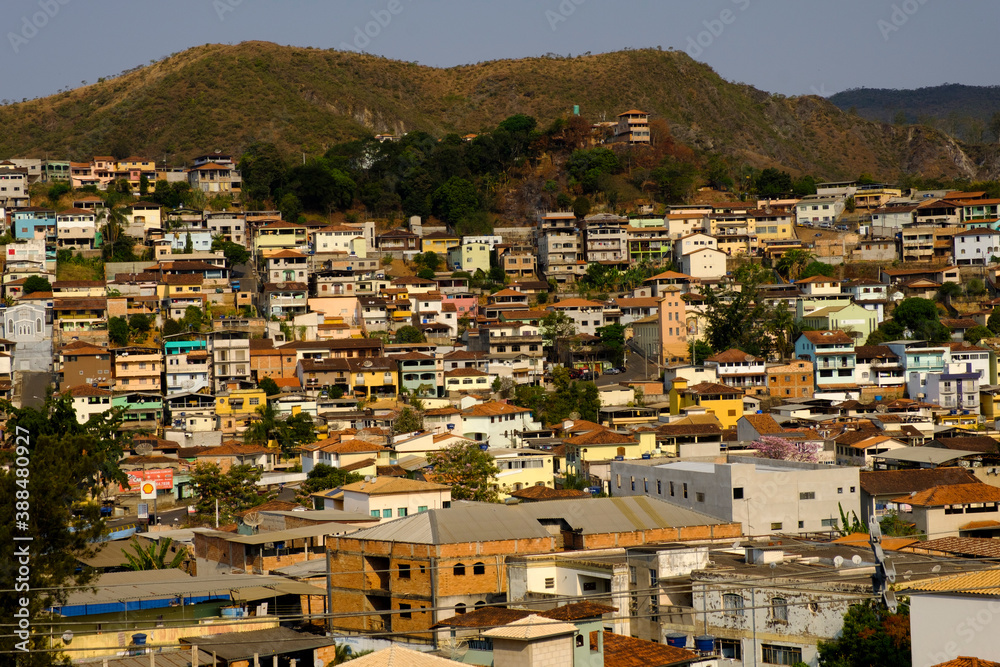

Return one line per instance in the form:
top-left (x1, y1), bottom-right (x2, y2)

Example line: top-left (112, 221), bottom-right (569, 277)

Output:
top-left (482, 614), bottom-right (577, 640)
top-left (348, 645), bottom-right (466, 666)
top-left (347, 503), bottom-right (553, 545)
top-left (195, 522), bottom-right (360, 545)
top-left (77, 650), bottom-right (217, 666)
top-left (58, 572), bottom-right (318, 607)
top-left (518, 496), bottom-right (728, 534)
top-left (179, 627), bottom-right (334, 661)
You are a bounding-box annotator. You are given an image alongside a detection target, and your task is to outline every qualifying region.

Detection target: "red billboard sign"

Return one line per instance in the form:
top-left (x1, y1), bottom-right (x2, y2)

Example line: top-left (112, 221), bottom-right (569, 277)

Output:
top-left (121, 469), bottom-right (174, 493)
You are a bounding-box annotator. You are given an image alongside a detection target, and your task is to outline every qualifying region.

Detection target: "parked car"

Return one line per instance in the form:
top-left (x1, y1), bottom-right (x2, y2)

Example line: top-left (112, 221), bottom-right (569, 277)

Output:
top-left (605, 368), bottom-right (620, 375)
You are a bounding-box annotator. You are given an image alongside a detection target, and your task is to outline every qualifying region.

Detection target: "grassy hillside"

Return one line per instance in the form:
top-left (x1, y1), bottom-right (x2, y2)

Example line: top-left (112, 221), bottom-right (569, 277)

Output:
top-left (0, 42), bottom-right (988, 180)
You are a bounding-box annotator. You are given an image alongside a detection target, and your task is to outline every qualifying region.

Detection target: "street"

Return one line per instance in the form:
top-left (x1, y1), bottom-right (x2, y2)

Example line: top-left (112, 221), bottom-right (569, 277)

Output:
top-left (595, 350), bottom-right (659, 387)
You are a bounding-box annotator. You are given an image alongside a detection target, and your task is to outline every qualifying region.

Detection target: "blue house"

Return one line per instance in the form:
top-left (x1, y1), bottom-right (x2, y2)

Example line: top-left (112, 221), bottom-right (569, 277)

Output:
top-left (11, 207), bottom-right (56, 241)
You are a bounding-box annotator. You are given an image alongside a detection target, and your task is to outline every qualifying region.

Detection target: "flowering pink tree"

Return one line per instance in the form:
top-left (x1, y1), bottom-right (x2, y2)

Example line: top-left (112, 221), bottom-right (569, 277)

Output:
top-left (754, 436), bottom-right (820, 463)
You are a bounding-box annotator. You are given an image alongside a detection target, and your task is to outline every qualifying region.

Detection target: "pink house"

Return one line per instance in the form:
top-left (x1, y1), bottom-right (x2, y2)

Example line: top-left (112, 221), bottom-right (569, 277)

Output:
top-left (445, 293), bottom-right (478, 319)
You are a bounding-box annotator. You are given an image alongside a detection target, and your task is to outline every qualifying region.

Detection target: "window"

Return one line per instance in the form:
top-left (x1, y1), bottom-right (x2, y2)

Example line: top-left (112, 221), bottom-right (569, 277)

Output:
top-left (382, 509), bottom-right (392, 518)
top-left (850, 486), bottom-right (856, 493)
top-left (249, 398), bottom-right (260, 406)
top-left (771, 597), bottom-right (788, 622)
top-left (399, 603), bottom-right (411, 619)
top-left (649, 569), bottom-right (658, 586)
top-left (629, 566), bottom-right (637, 585)
top-left (398, 564), bottom-right (410, 579)
top-left (716, 638), bottom-right (742, 660)
top-left (473, 562), bottom-right (485, 575)
top-left (576, 635), bottom-right (585, 648)
top-left (761, 644), bottom-right (802, 665)
top-left (733, 487), bottom-right (744, 500)
top-left (650, 595), bottom-right (659, 622)
top-left (398, 508), bottom-right (407, 517)
top-left (657, 480), bottom-right (662, 494)
top-left (630, 476), bottom-right (635, 491)
top-left (453, 563), bottom-right (466, 576)
top-left (696, 492), bottom-right (705, 502)
top-left (545, 577), bottom-right (555, 589)
top-left (800, 492), bottom-right (815, 500)
top-left (370, 510), bottom-right (380, 518)
top-left (798, 521), bottom-right (804, 529)
top-left (837, 487), bottom-right (843, 494)
top-left (821, 518), bottom-right (837, 527)
top-left (683, 483), bottom-right (688, 499)
top-left (417, 505), bottom-right (428, 513)
top-left (669, 482), bottom-right (675, 497)
top-left (723, 593), bottom-right (745, 617)
top-left (771, 522), bottom-right (783, 530)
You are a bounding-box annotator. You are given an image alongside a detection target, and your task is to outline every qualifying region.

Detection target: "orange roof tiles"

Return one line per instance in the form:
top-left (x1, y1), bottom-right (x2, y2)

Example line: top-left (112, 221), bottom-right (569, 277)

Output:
top-left (892, 482), bottom-right (1000, 507)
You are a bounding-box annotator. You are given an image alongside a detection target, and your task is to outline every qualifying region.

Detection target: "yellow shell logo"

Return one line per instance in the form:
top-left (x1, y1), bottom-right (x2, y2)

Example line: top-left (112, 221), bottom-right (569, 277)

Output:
top-left (141, 481), bottom-right (156, 495)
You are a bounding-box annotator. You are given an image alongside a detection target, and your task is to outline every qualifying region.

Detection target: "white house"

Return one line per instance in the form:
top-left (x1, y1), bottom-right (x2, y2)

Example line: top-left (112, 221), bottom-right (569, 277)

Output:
top-left (673, 232), bottom-right (717, 259)
top-left (314, 224), bottom-right (367, 256)
top-left (953, 228), bottom-right (1000, 266)
top-left (910, 570), bottom-right (1000, 667)
top-left (610, 456), bottom-right (861, 536)
top-left (332, 477), bottom-right (452, 521)
top-left (945, 342), bottom-right (991, 383)
top-left (66, 385), bottom-right (113, 424)
top-left (795, 196), bottom-right (845, 225)
top-left (460, 401), bottom-right (541, 447)
top-left (547, 298), bottom-right (607, 337)
top-left (908, 362), bottom-right (981, 413)
top-left (679, 248), bottom-right (727, 280)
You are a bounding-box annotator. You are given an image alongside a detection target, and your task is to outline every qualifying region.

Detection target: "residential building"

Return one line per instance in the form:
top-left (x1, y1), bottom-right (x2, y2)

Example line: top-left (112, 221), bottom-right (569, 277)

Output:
top-left (854, 345), bottom-right (905, 391)
top-left (538, 212), bottom-right (584, 285)
top-left (765, 360), bottom-right (814, 399)
top-left (0, 167), bottom-right (29, 208)
top-left (205, 212), bottom-right (246, 245)
top-left (59, 341), bottom-right (112, 390)
top-left (420, 230), bottom-right (461, 255)
top-left (11, 207), bottom-right (56, 241)
top-left (55, 208), bottom-right (97, 249)
top-left (704, 349), bottom-right (767, 396)
top-left (679, 248), bottom-right (727, 280)
top-left (667, 378), bottom-right (745, 429)
top-left (582, 213), bottom-right (628, 263)
top-left (910, 362), bottom-right (982, 413)
top-left (795, 330), bottom-right (857, 394)
top-left (799, 303), bottom-right (878, 340)
top-left (254, 220), bottom-right (308, 253)
top-left (65, 385), bottom-right (113, 424)
top-left (498, 245), bottom-right (537, 280)
top-left (186, 161), bottom-right (241, 193)
top-left (547, 299), bottom-right (606, 337)
top-left (314, 224), bottom-right (366, 256)
top-left (376, 228), bottom-right (420, 254)
top-left (448, 239), bottom-right (491, 273)
top-left (164, 339), bottom-right (212, 394)
top-left (893, 483), bottom-right (1000, 539)
top-left (910, 570), bottom-right (1000, 667)
top-left (211, 331), bottom-right (252, 392)
top-left (794, 196), bottom-right (845, 225)
top-left (611, 456), bottom-right (861, 535)
top-left (460, 401), bottom-right (541, 447)
top-left (613, 109), bottom-right (650, 144)
top-left (112, 347), bottom-right (162, 393)
top-left (953, 228), bottom-right (1000, 265)
top-left (334, 477), bottom-right (452, 521)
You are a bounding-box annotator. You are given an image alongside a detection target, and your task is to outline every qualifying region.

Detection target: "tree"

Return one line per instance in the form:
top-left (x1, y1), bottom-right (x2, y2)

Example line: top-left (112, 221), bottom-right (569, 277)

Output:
top-left (754, 436), bottom-right (820, 463)
top-left (417, 267), bottom-right (436, 280)
top-left (989, 307), bottom-right (1000, 334)
top-left (215, 239), bottom-right (250, 267)
top-left (889, 297), bottom-right (950, 343)
top-left (394, 325), bottom-right (426, 344)
top-left (239, 141), bottom-right (287, 203)
top-left (128, 313), bottom-right (151, 335)
top-left (990, 111), bottom-right (1000, 143)
top-left (421, 251), bottom-right (441, 272)
top-left (967, 277), bottom-right (987, 297)
top-left (817, 600), bottom-right (910, 667)
top-left (755, 168), bottom-right (793, 198)
top-left (965, 325), bottom-right (993, 344)
top-left (258, 376), bottom-right (280, 396)
top-left (0, 393), bottom-right (129, 663)
top-left (597, 323), bottom-right (626, 366)
top-left (278, 192), bottom-right (302, 223)
top-left (701, 264), bottom-right (783, 358)
top-left (190, 463), bottom-right (271, 524)
top-left (244, 402), bottom-right (314, 459)
top-left (431, 176), bottom-right (480, 226)
top-left (776, 249), bottom-right (814, 281)
top-left (123, 537), bottom-right (186, 570)
top-left (428, 441), bottom-right (501, 503)
top-left (540, 311), bottom-right (576, 347)
top-left (691, 340), bottom-right (713, 366)
top-left (799, 260), bottom-right (836, 279)
top-left (572, 196), bottom-right (591, 217)
top-left (22, 275), bottom-right (51, 295)
top-left (108, 316), bottom-right (129, 346)
top-left (300, 464), bottom-right (364, 497)
top-left (184, 231), bottom-right (193, 253)
top-left (393, 407), bottom-right (424, 434)
top-left (936, 281), bottom-right (963, 301)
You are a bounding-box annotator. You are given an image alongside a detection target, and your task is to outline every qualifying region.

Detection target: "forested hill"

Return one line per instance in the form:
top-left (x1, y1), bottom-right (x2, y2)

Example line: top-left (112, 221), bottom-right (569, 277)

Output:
top-left (0, 42), bottom-right (989, 180)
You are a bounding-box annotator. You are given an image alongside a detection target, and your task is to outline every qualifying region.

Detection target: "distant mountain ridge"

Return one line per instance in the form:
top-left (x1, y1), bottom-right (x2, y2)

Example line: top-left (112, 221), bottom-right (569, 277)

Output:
top-left (0, 42), bottom-right (994, 180)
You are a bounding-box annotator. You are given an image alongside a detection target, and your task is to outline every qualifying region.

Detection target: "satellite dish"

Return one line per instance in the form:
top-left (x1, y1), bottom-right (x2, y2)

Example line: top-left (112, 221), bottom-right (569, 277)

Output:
top-left (569, 411), bottom-right (581, 421)
top-left (362, 360), bottom-right (373, 368)
top-left (903, 570), bottom-right (913, 580)
top-left (833, 556), bottom-right (844, 568)
top-left (852, 554), bottom-right (863, 566)
top-left (61, 630), bottom-right (73, 644)
top-left (732, 540), bottom-right (741, 549)
top-left (769, 562), bottom-right (777, 570)
top-left (242, 512), bottom-right (261, 528)
top-left (932, 565), bottom-right (941, 573)
top-left (745, 354), bottom-right (754, 362)
top-left (135, 442), bottom-right (154, 457)
top-left (364, 475), bottom-right (373, 482)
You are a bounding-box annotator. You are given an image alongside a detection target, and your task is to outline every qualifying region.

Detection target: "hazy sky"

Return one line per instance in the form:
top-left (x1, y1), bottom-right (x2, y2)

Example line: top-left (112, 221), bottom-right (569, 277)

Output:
top-left (1, 0), bottom-right (996, 102)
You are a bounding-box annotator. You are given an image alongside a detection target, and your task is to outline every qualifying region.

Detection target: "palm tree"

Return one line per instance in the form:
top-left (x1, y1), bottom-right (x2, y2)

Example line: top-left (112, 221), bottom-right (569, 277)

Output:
top-left (244, 402), bottom-right (280, 448)
top-left (122, 537), bottom-right (186, 571)
top-left (97, 201), bottom-right (131, 262)
top-left (775, 249), bottom-right (814, 282)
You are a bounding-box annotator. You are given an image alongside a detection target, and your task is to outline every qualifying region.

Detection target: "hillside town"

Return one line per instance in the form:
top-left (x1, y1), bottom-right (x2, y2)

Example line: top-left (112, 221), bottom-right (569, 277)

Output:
top-left (5, 116), bottom-right (1000, 667)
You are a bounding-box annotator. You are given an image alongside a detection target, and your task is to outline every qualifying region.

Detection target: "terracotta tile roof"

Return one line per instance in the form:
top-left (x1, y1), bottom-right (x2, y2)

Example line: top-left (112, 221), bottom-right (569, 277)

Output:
top-left (706, 348), bottom-right (765, 363)
top-left (564, 429), bottom-right (636, 446)
top-left (339, 458), bottom-right (376, 472)
top-left (683, 381), bottom-right (744, 396)
top-left (741, 413), bottom-right (783, 434)
top-left (860, 467), bottom-right (979, 495)
top-left (935, 436), bottom-right (1000, 453)
top-left (424, 407), bottom-right (461, 417)
top-left (162, 274), bottom-right (204, 286)
top-left (916, 537), bottom-right (1000, 559)
top-left (602, 632), bottom-right (700, 667)
top-left (322, 440), bottom-right (388, 454)
top-left (930, 658), bottom-right (1000, 667)
top-left (508, 486), bottom-right (590, 501)
top-left (434, 601), bottom-right (615, 630)
top-left (891, 482), bottom-right (1000, 507)
top-left (854, 345), bottom-right (898, 361)
top-left (462, 402), bottom-right (532, 417)
top-left (941, 318), bottom-right (980, 329)
top-left (445, 368), bottom-right (487, 378)
top-left (340, 477), bottom-right (450, 495)
top-left (655, 422), bottom-right (723, 436)
top-left (64, 385), bottom-right (113, 397)
top-left (801, 330), bottom-right (854, 345)
top-left (192, 442), bottom-right (270, 457)
top-left (237, 499), bottom-right (299, 517)
top-left (906, 569), bottom-right (1000, 596)
top-left (549, 298), bottom-right (605, 309)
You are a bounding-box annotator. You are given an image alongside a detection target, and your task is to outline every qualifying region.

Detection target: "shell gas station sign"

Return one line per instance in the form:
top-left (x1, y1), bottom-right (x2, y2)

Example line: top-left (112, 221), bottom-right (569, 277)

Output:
top-left (120, 469), bottom-right (173, 494)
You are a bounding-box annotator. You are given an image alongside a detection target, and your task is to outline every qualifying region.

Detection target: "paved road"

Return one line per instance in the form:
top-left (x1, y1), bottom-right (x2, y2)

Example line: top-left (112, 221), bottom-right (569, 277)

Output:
top-left (595, 351), bottom-right (659, 387)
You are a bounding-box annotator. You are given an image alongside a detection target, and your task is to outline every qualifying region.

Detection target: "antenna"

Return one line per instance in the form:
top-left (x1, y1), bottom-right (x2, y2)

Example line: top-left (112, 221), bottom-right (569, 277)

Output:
top-left (242, 512), bottom-right (261, 528)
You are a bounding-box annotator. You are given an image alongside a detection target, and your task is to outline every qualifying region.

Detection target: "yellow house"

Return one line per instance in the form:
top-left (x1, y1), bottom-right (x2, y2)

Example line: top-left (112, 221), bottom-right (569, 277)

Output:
top-left (563, 428), bottom-right (658, 477)
top-left (421, 231), bottom-right (461, 255)
top-left (448, 241), bottom-right (491, 272)
top-left (668, 378), bottom-right (745, 429)
top-left (981, 386), bottom-right (1000, 423)
top-left (490, 450), bottom-right (556, 499)
top-left (215, 387), bottom-right (267, 433)
top-left (751, 211), bottom-right (795, 242)
top-left (348, 358), bottom-right (399, 399)
top-left (935, 411), bottom-right (980, 431)
top-left (254, 221), bottom-right (308, 253)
